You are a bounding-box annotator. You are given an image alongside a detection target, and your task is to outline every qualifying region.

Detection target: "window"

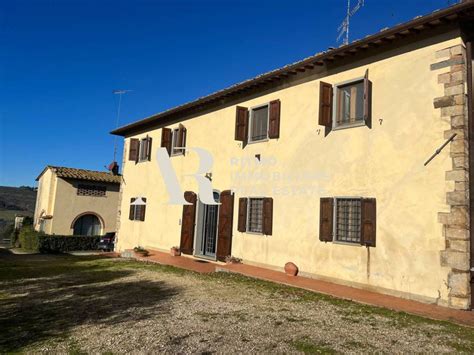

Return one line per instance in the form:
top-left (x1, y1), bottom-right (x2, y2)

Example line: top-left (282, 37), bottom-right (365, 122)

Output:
top-left (319, 197), bottom-right (376, 247)
top-left (129, 197), bottom-right (147, 221)
top-left (129, 136), bottom-right (152, 162)
top-left (171, 127), bottom-right (186, 156)
top-left (335, 198), bottom-right (361, 243)
top-left (335, 80), bottom-right (364, 128)
top-left (139, 138), bottom-right (148, 161)
top-left (249, 105), bottom-right (269, 143)
top-left (238, 197), bottom-right (273, 235)
top-left (73, 214), bottom-right (102, 236)
top-left (318, 69), bottom-right (372, 131)
top-left (247, 198), bottom-right (264, 233)
top-left (77, 184), bottom-right (106, 197)
top-left (161, 124), bottom-right (186, 156)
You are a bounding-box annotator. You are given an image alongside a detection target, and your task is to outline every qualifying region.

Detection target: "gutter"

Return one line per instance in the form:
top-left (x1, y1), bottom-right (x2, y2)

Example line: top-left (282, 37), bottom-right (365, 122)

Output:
top-left (466, 40), bottom-right (474, 310)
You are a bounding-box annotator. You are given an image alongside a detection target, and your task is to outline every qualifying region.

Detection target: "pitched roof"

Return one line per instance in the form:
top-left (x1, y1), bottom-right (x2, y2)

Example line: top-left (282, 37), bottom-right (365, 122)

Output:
top-left (36, 166), bottom-right (121, 184)
top-left (111, 1), bottom-right (474, 137)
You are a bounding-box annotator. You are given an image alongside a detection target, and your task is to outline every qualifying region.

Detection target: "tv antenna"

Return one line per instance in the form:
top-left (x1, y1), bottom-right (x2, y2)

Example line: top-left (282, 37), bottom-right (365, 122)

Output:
top-left (112, 89), bottom-right (132, 163)
top-left (337, 0), bottom-right (365, 46)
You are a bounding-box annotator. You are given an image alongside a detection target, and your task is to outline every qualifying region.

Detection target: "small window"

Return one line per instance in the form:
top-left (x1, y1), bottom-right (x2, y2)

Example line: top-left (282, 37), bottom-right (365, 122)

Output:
top-left (171, 128), bottom-right (184, 156)
top-left (335, 198), bottom-right (361, 243)
top-left (129, 197), bottom-right (147, 221)
top-left (247, 198), bottom-right (264, 233)
top-left (139, 138), bottom-right (148, 161)
top-left (334, 80), bottom-right (364, 128)
top-left (77, 184), bottom-right (106, 197)
top-left (249, 105), bottom-right (269, 143)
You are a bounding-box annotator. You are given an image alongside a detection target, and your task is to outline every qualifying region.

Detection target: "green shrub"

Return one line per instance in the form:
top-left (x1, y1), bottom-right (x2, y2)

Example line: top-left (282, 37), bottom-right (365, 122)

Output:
top-left (18, 226), bottom-right (100, 253)
top-left (18, 226), bottom-right (40, 251)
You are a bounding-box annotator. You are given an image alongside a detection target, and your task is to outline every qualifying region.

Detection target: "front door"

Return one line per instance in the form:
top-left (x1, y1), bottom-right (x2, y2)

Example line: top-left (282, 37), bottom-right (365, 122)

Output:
top-left (194, 191), bottom-right (220, 259)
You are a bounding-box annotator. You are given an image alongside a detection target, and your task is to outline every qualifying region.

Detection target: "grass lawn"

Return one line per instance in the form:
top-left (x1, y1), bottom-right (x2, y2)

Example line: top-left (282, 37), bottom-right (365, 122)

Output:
top-left (0, 249), bottom-right (473, 353)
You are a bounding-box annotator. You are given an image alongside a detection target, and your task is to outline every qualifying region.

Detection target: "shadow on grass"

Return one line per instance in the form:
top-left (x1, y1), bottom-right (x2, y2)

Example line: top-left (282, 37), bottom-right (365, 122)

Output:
top-left (0, 250), bottom-right (180, 351)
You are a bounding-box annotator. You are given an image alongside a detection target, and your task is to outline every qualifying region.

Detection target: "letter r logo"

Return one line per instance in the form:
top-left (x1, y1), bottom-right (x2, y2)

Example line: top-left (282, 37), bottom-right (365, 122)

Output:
top-left (156, 147), bottom-right (219, 205)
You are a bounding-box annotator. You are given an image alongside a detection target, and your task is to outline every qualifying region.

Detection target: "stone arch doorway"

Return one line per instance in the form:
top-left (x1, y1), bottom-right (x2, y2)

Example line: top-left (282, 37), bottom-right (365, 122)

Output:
top-left (72, 213), bottom-right (103, 236)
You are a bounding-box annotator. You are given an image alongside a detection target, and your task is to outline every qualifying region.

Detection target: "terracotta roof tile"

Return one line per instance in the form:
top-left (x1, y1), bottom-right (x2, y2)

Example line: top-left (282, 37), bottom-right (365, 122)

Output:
top-left (37, 166), bottom-right (121, 184)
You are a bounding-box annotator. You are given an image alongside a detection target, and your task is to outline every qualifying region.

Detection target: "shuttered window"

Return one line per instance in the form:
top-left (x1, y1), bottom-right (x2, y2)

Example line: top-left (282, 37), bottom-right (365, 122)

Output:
top-left (129, 197), bottom-right (147, 221)
top-left (247, 198), bottom-right (264, 233)
top-left (319, 69), bottom-right (372, 130)
top-left (249, 105), bottom-right (269, 142)
top-left (335, 198), bottom-right (362, 243)
top-left (139, 138), bottom-right (148, 161)
top-left (335, 81), bottom-right (364, 126)
top-left (319, 197), bottom-right (376, 247)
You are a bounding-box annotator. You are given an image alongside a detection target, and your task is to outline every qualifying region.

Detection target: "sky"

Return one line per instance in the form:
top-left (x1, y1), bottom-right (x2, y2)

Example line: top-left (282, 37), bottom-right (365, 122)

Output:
top-left (0, 0), bottom-right (458, 187)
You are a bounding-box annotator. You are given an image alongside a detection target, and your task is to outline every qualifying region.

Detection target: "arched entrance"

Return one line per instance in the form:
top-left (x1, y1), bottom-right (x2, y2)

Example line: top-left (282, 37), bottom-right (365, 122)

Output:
top-left (72, 214), bottom-right (102, 236)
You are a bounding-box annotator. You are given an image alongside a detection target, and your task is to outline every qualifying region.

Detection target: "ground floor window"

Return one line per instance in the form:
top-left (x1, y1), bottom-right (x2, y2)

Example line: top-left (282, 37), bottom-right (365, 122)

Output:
top-left (73, 214), bottom-right (101, 236)
top-left (335, 198), bottom-right (361, 243)
top-left (247, 198), bottom-right (264, 234)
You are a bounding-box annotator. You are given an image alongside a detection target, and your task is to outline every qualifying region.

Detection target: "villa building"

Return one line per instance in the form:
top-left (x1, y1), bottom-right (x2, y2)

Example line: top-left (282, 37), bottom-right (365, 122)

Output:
top-left (34, 166), bottom-right (121, 236)
top-left (112, 2), bottom-right (474, 309)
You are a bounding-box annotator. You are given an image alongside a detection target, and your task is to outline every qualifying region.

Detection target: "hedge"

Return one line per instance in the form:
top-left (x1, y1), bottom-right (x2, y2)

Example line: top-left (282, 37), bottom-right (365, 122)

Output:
top-left (19, 226), bottom-right (100, 253)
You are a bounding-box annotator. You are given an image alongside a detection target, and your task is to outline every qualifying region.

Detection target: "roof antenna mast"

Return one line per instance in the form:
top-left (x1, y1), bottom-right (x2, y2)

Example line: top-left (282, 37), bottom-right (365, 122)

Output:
top-left (337, 0), bottom-right (365, 45)
top-left (109, 89), bottom-right (132, 174)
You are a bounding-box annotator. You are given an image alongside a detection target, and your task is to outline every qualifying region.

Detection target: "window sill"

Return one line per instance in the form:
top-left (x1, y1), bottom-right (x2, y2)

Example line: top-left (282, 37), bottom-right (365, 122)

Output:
top-left (332, 240), bottom-right (363, 247)
top-left (244, 231), bottom-right (265, 236)
top-left (247, 138), bottom-right (269, 145)
top-left (332, 121), bottom-right (366, 131)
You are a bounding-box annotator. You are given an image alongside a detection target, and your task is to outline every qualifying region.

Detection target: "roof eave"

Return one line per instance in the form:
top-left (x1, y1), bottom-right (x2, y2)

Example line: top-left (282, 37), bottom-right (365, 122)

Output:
top-left (111, 1), bottom-right (474, 137)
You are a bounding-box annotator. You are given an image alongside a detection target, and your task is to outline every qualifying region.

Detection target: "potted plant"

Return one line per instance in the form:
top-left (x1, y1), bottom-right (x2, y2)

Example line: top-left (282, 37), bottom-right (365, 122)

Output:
top-left (284, 262), bottom-right (298, 276)
top-left (225, 255), bottom-right (242, 264)
top-left (170, 246), bottom-right (181, 256)
top-left (133, 246), bottom-right (149, 257)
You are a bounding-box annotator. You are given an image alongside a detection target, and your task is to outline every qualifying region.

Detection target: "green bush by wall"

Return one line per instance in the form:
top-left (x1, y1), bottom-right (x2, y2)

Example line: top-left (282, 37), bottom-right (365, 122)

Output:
top-left (19, 226), bottom-right (100, 253)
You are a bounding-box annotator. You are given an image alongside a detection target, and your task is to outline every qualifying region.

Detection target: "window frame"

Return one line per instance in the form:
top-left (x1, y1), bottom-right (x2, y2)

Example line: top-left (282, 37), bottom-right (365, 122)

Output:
top-left (247, 103), bottom-right (270, 144)
top-left (332, 196), bottom-right (363, 246)
top-left (170, 128), bottom-right (184, 156)
top-left (138, 138), bottom-right (148, 162)
top-left (246, 197), bottom-right (265, 235)
top-left (332, 76), bottom-right (366, 131)
top-left (130, 197), bottom-right (147, 222)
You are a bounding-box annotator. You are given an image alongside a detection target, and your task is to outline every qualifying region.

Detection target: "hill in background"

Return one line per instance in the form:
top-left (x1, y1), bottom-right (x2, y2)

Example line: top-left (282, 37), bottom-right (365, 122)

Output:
top-left (0, 186), bottom-right (37, 239)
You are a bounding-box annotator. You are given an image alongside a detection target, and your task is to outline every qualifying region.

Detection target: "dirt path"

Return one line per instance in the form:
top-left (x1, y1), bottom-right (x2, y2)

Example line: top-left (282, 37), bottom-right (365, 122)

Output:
top-left (0, 252), bottom-right (473, 353)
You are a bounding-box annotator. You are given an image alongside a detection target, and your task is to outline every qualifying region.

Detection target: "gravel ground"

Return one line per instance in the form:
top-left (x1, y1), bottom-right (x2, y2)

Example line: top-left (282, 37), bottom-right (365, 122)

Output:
top-left (0, 251), bottom-right (473, 353)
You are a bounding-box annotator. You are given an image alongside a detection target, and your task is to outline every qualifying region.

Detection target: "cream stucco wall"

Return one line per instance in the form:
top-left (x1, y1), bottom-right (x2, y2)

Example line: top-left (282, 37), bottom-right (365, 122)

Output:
top-left (116, 32), bottom-right (463, 306)
top-left (33, 168), bottom-right (57, 234)
top-left (34, 169), bottom-right (120, 235)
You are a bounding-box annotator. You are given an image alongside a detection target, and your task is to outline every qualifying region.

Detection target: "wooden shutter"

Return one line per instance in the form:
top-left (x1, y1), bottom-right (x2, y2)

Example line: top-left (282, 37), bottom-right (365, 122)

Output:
top-left (361, 198), bottom-right (376, 247)
top-left (161, 128), bottom-right (172, 156)
top-left (216, 190), bottom-right (234, 261)
top-left (129, 139), bottom-right (139, 161)
top-left (319, 198), bottom-right (334, 242)
top-left (237, 198), bottom-right (247, 232)
top-left (146, 136), bottom-right (153, 161)
top-left (262, 197), bottom-right (273, 235)
top-left (139, 198), bottom-right (147, 221)
top-left (129, 198), bottom-right (136, 220)
top-left (319, 82), bottom-right (333, 127)
top-left (235, 106), bottom-right (249, 144)
top-left (178, 124), bottom-right (187, 156)
top-left (363, 69), bottom-right (372, 128)
top-left (268, 99), bottom-right (281, 139)
top-left (180, 191), bottom-right (197, 254)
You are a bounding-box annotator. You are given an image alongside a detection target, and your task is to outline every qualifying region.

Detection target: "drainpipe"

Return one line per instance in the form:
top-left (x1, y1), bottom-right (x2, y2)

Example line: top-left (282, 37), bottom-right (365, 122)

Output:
top-left (465, 39), bottom-right (474, 310)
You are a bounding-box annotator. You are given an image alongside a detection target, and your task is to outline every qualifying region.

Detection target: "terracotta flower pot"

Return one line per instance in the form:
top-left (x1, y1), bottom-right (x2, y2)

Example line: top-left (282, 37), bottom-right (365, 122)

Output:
top-left (284, 262), bottom-right (299, 276)
top-left (170, 248), bottom-right (181, 256)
